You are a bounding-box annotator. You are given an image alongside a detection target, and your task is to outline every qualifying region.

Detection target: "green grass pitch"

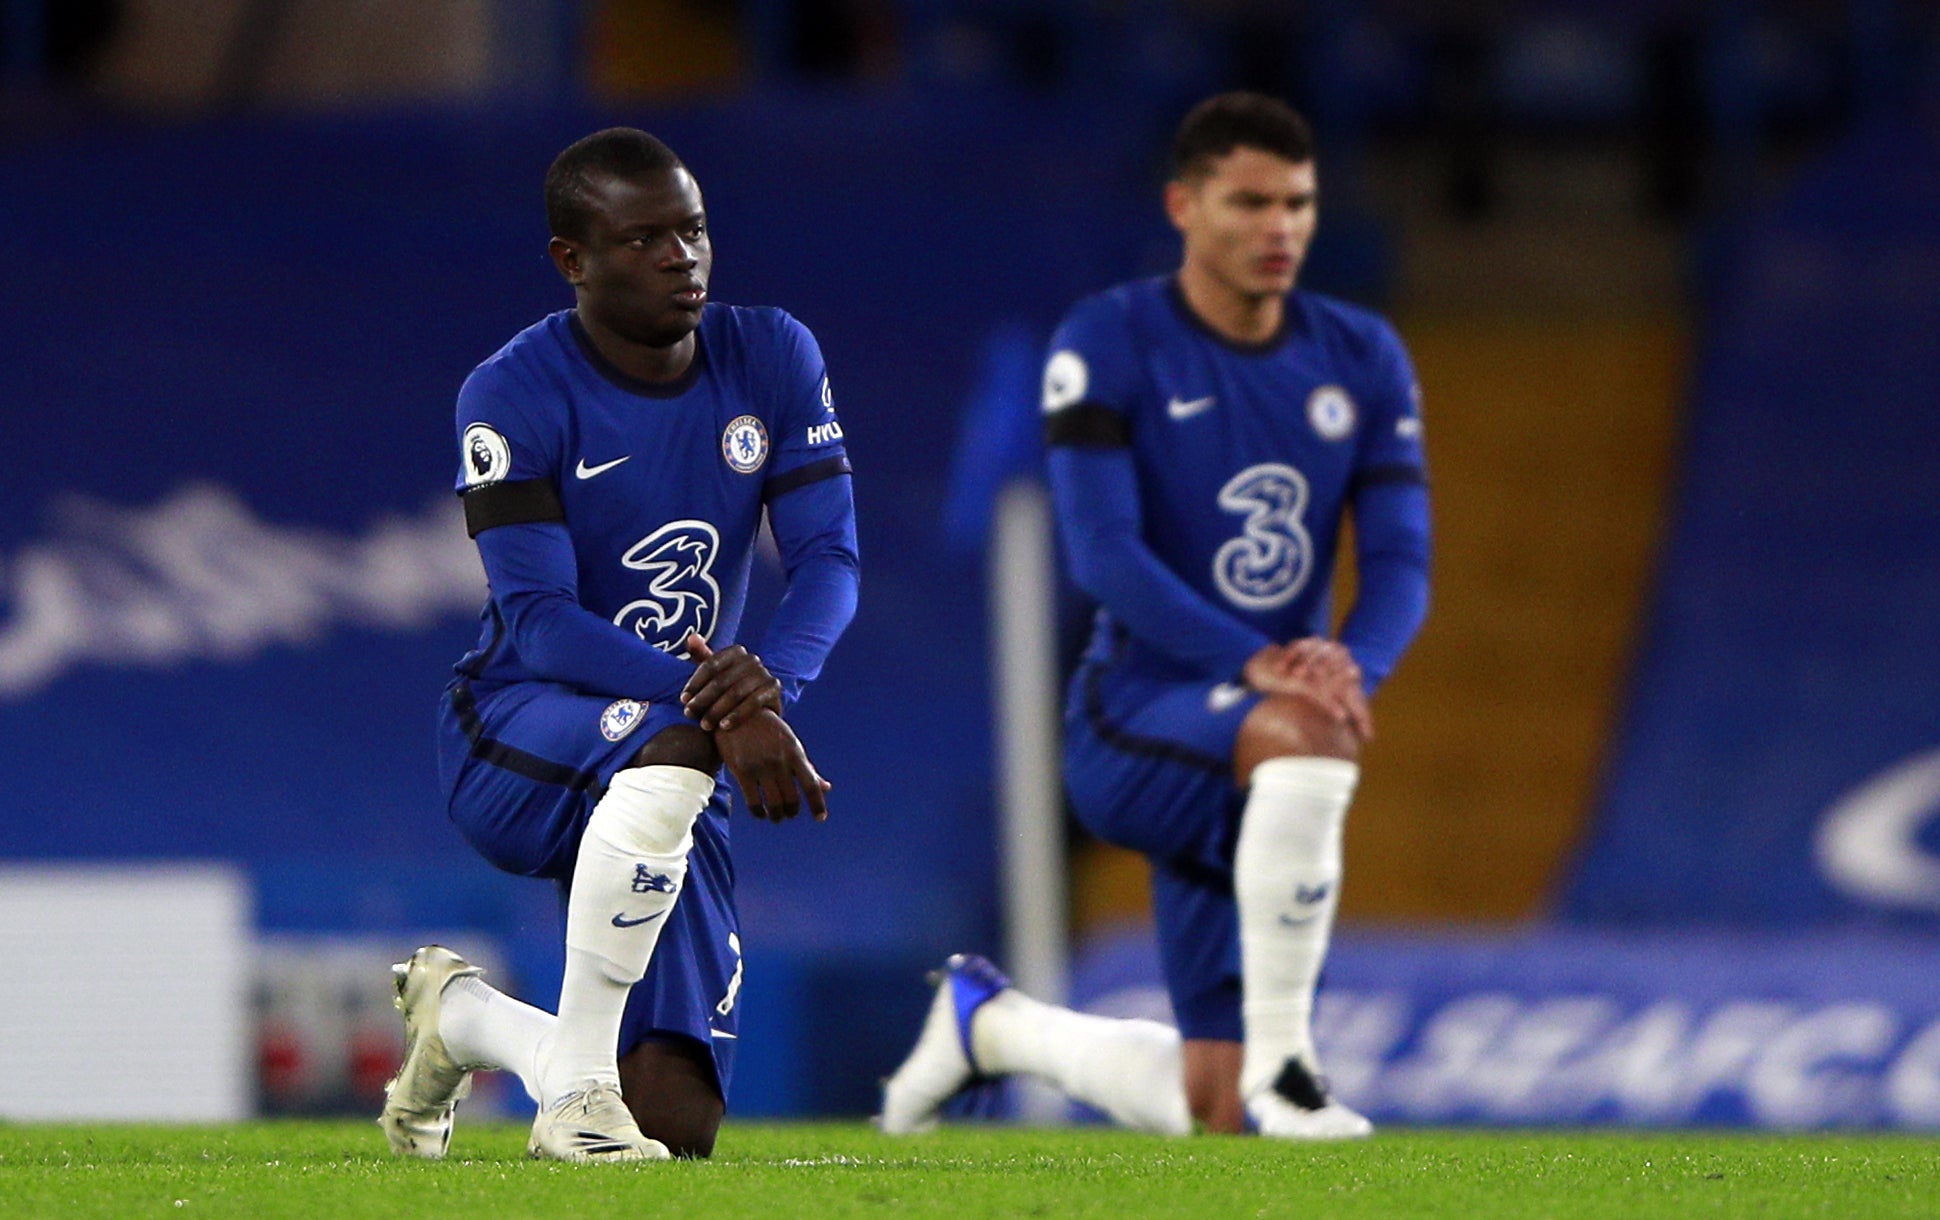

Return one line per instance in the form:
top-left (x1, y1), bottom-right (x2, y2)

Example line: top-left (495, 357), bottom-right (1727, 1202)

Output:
top-left (1, 1122), bottom-right (1933, 1218)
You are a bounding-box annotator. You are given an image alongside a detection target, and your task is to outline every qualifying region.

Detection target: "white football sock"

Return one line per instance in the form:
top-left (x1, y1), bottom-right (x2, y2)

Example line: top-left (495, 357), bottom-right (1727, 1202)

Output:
top-left (970, 990), bottom-right (1191, 1135)
top-left (539, 764), bottom-right (714, 1106)
top-left (1234, 755), bottom-right (1358, 1099)
top-left (439, 973), bottom-right (553, 1103)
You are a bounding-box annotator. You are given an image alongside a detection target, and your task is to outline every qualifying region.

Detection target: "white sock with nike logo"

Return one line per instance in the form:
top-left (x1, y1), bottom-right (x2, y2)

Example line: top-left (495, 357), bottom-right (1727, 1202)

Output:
top-left (540, 764), bottom-right (714, 1107)
top-left (1233, 756), bottom-right (1358, 1101)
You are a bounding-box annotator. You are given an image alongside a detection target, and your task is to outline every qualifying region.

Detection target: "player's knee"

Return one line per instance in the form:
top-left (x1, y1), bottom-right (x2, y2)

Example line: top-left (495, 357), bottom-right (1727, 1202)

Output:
top-left (1244, 694), bottom-right (1360, 765)
top-left (620, 1039), bottom-right (724, 1158)
top-left (629, 722), bottom-right (720, 775)
top-left (1303, 707), bottom-right (1361, 763)
top-left (1185, 1076), bottom-right (1245, 1136)
top-left (634, 1100), bottom-right (723, 1159)
top-left (1180, 1039), bottom-right (1246, 1135)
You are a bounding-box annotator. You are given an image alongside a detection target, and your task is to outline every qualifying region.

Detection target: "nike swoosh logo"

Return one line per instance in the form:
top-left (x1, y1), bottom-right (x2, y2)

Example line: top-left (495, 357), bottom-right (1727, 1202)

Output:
top-left (709, 1029), bottom-right (738, 1040)
top-left (1278, 912), bottom-right (1323, 927)
top-left (1167, 395), bottom-right (1216, 420)
top-left (611, 910), bottom-right (666, 928)
top-left (575, 455), bottom-right (631, 479)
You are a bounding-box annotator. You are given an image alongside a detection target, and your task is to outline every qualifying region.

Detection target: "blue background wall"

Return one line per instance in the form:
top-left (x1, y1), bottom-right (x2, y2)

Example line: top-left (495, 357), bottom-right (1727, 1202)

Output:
top-left (1566, 119), bottom-right (1940, 930)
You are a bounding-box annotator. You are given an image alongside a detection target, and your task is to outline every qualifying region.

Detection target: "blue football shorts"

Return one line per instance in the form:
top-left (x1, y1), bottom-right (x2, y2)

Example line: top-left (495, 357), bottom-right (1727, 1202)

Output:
top-left (436, 677), bottom-right (742, 1095)
top-left (1063, 659), bottom-right (1263, 1043)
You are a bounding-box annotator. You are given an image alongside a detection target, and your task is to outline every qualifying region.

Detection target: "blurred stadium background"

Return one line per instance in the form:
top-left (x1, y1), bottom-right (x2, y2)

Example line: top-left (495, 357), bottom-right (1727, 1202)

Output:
top-left (2, 0), bottom-right (1937, 1130)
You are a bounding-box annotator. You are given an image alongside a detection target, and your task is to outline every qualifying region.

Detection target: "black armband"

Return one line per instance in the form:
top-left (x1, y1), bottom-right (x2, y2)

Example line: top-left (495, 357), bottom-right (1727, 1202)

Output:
top-left (461, 478), bottom-right (565, 537)
top-left (1044, 403), bottom-right (1131, 448)
top-left (1349, 464), bottom-right (1428, 494)
top-left (763, 455), bottom-right (853, 502)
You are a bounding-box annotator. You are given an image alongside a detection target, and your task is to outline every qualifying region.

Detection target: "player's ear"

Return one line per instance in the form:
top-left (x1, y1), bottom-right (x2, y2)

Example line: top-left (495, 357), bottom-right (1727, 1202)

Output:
top-left (548, 236), bottom-right (585, 284)
top-left (1163, 179), bottom-right (1193, 233)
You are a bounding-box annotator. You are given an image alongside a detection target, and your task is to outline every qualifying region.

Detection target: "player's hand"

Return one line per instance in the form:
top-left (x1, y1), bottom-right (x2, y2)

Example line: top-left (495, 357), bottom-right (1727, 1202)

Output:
top-left (713, 708), bottom-right (832, 823)
top-left (1242, 639), bottom-right (1375, 744)
top-left (681, 633), bottom-right (784, 732)
top-left (1281, 637), bottom-right (1374, 743)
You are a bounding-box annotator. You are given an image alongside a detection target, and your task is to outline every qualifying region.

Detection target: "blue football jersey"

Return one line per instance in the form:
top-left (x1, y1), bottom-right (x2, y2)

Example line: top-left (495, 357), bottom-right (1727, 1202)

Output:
top-left (452, 305), bottom-right (856, 701)
top-left (1044, 277), bottom-right (1428, 687)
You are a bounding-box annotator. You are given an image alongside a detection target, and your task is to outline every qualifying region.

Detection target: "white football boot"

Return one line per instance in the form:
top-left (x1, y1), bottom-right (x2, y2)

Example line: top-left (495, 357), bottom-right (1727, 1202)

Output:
top-left (527, 1083), bottom-right (671, 1162)
top-left (379, 945), bottom-right (485, 1159)
top-left (1246, 1058), bottom-right (1373, 1140)
top-left (879, 953), bottom-right (1010, 1134)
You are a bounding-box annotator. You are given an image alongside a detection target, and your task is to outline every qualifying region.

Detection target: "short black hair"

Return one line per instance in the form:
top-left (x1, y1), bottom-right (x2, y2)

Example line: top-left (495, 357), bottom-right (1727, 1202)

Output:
top-left (545, 127), bottom-right (686, 242)
top-left (1169, 92), bottom-right (1314, 182)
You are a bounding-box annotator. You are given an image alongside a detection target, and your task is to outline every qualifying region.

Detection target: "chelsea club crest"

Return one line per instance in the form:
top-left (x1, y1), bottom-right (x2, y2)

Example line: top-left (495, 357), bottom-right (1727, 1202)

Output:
top-left (1306, 385), bottom-right (1357, 441)
top-left (600, 699), bottom-right (646, 742)
top-left (721, 415), bottom-right (769, 474)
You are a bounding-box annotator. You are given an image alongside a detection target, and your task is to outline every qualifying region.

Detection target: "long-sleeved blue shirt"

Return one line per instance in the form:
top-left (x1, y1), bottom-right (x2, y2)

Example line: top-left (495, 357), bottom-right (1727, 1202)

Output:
top-left (451, 306), bottom-right (858, 708)
top-left (1044, 278), bottom-right (1429, 692)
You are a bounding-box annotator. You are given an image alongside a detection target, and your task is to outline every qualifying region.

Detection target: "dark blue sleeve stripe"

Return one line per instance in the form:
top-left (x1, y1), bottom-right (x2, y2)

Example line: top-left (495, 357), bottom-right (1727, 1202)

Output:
top-left (764, 455), bottom-right (852, 501)
top-left (1045, 402), bottom-right (1131, 448)
top-left (1082, 662), bottom-right (1229, 775)
top-left (461, 478), bottom-right (565, 537)
top-left (1352, 464), bottom-right (1427, 493)
top-left (449, 679), bottom-right (608, 798)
